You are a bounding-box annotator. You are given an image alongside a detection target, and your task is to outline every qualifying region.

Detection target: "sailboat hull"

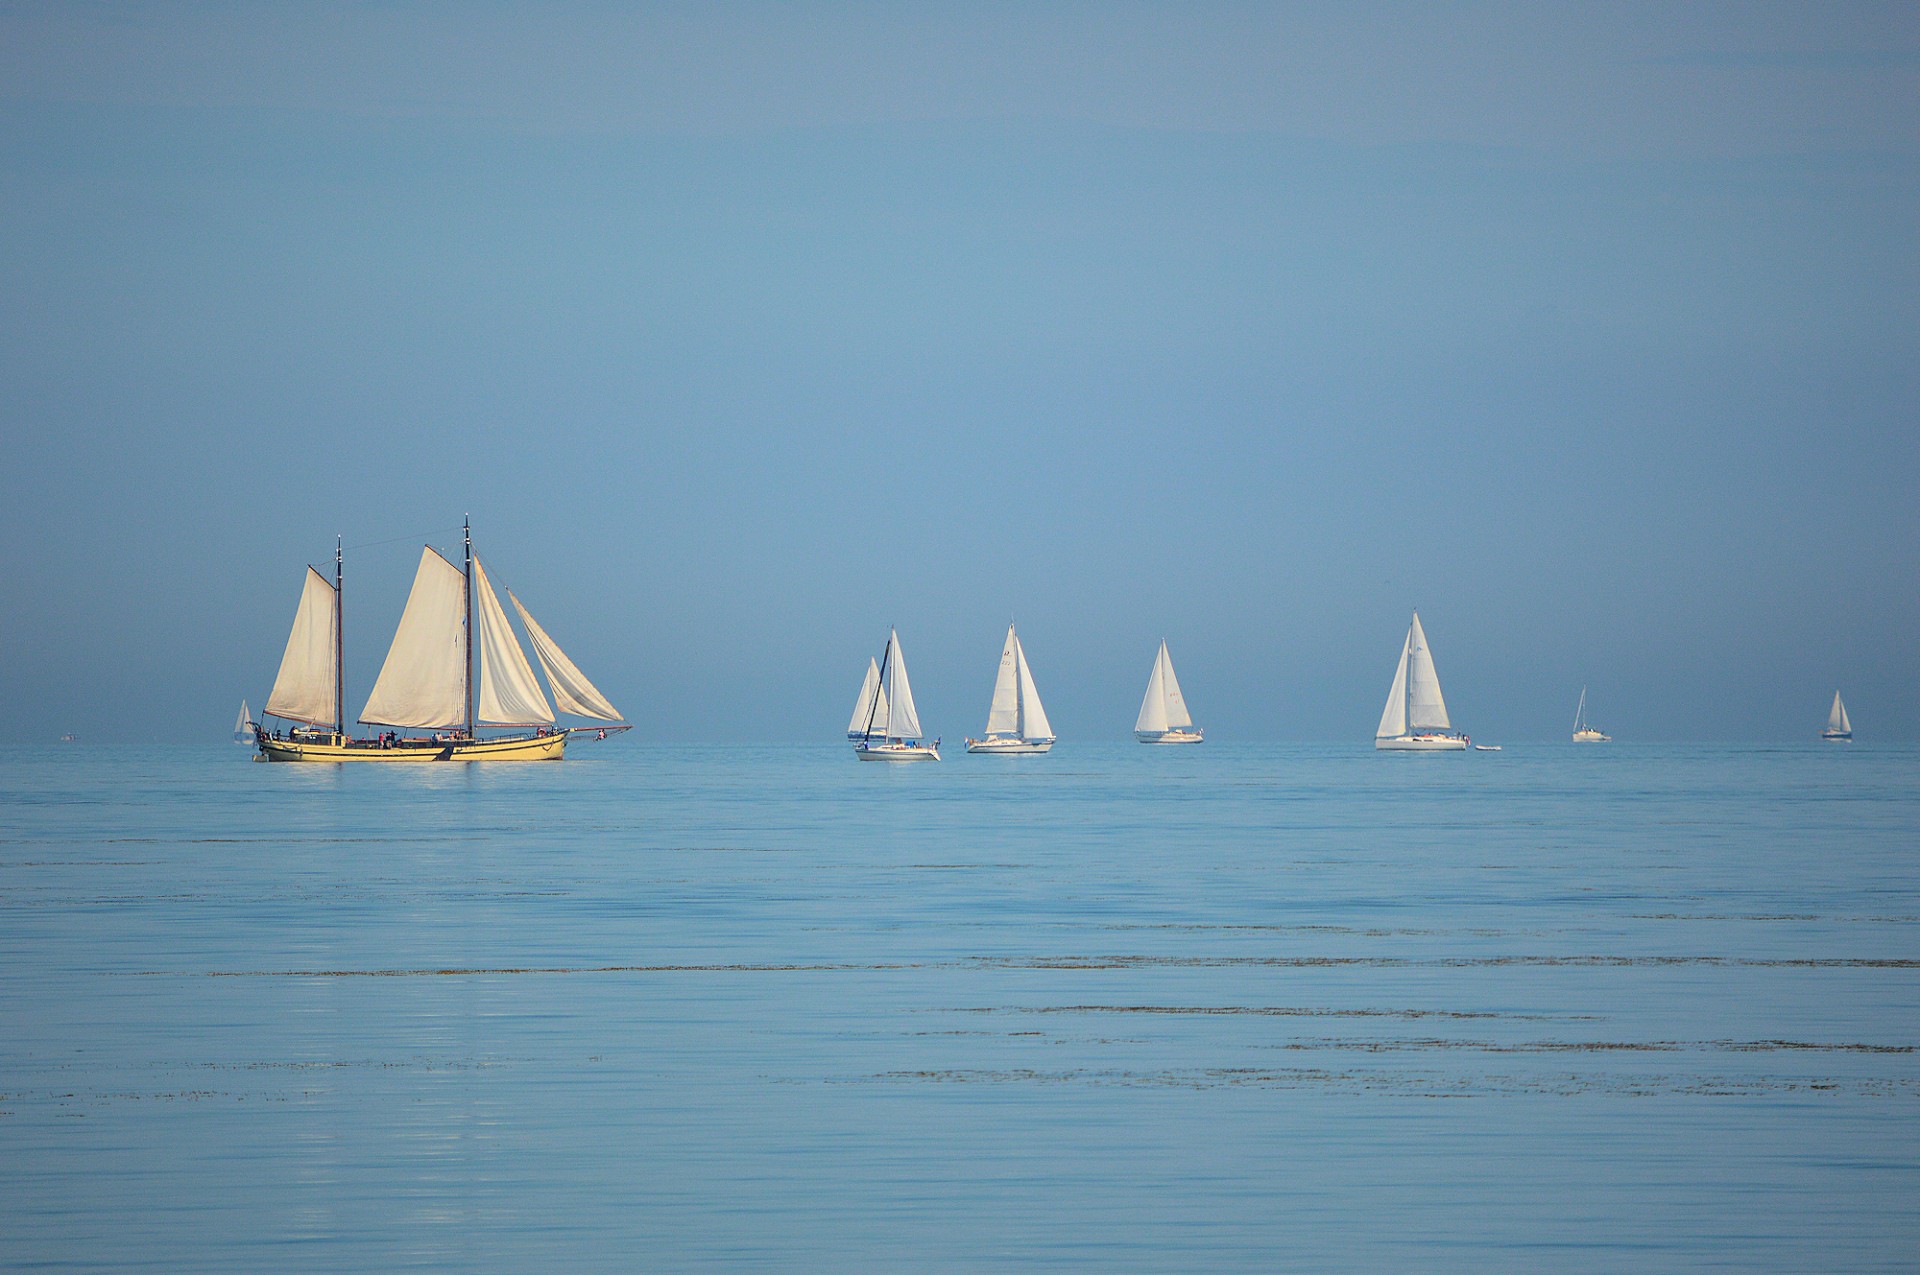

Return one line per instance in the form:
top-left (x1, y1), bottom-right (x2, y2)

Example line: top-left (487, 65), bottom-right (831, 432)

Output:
top-left (965, 737), bottom-right (1053, 754)
top-left (258, 732), bottom-right (566, 762)
top-left (1572, 729), bottom-right (1611, 742)
top-left (1375, 734), bottom-right (1468, 751)
top-left (1136, 729), bottom-right (1203, 744)
top-left (1821, 731), bottom-right (1852, 741)
top-left (854, 742), bottom-right (940, 761)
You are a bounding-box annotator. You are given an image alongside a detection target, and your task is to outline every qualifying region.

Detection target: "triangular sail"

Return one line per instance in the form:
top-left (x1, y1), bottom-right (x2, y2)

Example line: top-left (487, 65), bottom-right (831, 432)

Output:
top-left (985, 625), bottom-right (1022, 736)
top-left (1829, 692), bottom-right (1850, 734)
top-left (265, 567), bottom-right (339, 727)
top-left (1158, 642), bottom-right (1193, 730)
top-left (884, 629), bottom-right (924, 740)
top-left (235, 700), bottom-right (252, 733)
top-left (472, 559), bottom-right (554, 727)
top-left (509, 591), bottom-right (623, 722)
top-left (1405, 612), bottom-right (1450, 730)
top-left (1137, 642), bottom-right (1171, 733)
top-left (360, 546), bottom-right (468, 729)
top-left (850, 659), bottom-right (889, 735)
top-left (1376, 630), bottom-right (1410, 739)
top-left (1014, 636), bottom-right (1053, 741)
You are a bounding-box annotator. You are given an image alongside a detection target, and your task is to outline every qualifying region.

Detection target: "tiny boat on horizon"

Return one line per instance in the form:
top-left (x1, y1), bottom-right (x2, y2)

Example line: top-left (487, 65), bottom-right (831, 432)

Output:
top-left (1375, 611), bottom-right (1468, 751)
top-left (1136, 640), bottom-right (1203, 744)
top-left (1822, 691), bottom-right (1852, 741)
top-left (966, 623), bottom-right (1055, 754)
top-left (1572, 686), bottom-right (1611, 742)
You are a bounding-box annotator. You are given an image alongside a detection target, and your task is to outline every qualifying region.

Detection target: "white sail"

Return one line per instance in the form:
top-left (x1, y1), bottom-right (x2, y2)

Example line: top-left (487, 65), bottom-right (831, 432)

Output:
top-left (1376, 630), bottom-right (1411, 739)
top-left (265, 567), bottom-right (338, 727)
top-left (509, 591), bottom-right (623, 722)
top-left (1014, 636), bottom-right (1053, 740)
top-left (472, 559), bottom-right (553, 726)
top-left (1136, 642), bottom-right (1170, 733)
top-left (884, 629), bottom-right (924, 740)
top-left (1829, 692), bottom-right (1851, 734)
top-left (985, 626), bottom-right (1022, 736)
top-left (850, 658), bottom-right (889, 736)
top-left (234, 699), bottom-right (254, 741)
top-left (1158, 642), bottom-right (1193, 730)
top-left (1405, 611), bottom-right (1450, 730)
top-left (360, 546), bottom-right (468, 729)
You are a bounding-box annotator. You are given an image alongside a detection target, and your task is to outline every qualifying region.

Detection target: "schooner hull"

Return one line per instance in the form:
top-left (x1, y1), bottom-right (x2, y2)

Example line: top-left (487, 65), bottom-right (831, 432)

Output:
top-left (1136, 729), bottom-right (1203, 744)
top-left (258, 732), bottom-right (566, 763)
top-left (1375, 735), bottom-right (1469, 751)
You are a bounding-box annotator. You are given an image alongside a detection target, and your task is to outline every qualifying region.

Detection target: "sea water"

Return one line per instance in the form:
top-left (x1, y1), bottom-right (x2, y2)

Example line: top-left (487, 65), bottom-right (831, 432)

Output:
top-left (1, 741), bottom-right (1916, 1272)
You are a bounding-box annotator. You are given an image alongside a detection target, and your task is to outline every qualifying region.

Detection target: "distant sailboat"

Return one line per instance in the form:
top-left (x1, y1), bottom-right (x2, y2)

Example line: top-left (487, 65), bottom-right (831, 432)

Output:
top-left (1375, 611), bottom-right (1468, 751)
top-left (1136, 640), bottom-right (1202, 744)
top-left (966, 623), bottom-right (1055, 754)
top-left (1822, 691), bottom-right (1852, 741)
top-left (853, 628), bottom-right (940, 761)
top-left (233, 699), bottom-right (255, 744)
top-left (847, 658), bottom-right (890, 740)
top-left (255, 519), bottom-right (626, 762)
top-left (1572, 686), bottom-right (1611, 742)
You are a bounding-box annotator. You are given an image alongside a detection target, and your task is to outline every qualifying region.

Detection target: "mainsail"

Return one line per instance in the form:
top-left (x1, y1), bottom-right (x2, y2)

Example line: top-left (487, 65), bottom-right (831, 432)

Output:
top-left (1828, 692), bottom-right (1851, 735)
top-left (265, 567), bottom-right (339, 727)
top-left (360, 546), bottom-right (468, 729)
top-left (850, 658), bottom-right (889, 736)
top-left (473, 558), bottom-right (554, 727)
top-left (882, 628), bottom-right (924, 740)
top-left (509, 592), bottom-right (623, 722)
top-left (985, 625), bottom-right (1054, 741)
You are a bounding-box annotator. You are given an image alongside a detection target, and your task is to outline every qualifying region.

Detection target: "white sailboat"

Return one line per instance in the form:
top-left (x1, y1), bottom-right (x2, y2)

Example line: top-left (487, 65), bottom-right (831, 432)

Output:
top-left (853, 628), bottom-right (940, 761)
top-left (256, 519), bottom-right (626, 762)
top-left (233, 699), bottom-right (255, 744)
top-left (1375, 611), bottom-right (1468, 750)
top-left (847, 658), bottom-right (890, 740)
top-left (1822, 691), bottom-right (1852, 741)
top-left (1135, 640), bottom-right (1203, 744)
top-left (966, 624), bottom-right (1055, 754)
top-left (1572, 686), bottom-right (1611, 742)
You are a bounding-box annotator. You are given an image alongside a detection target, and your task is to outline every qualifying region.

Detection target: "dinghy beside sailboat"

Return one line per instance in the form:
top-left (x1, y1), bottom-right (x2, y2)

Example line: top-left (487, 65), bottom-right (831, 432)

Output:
top-left (853, 629), bottom-right (940, 760)
top-left (1136, 640), bottom-right (1202, 743)
top-left (255, 520), bottom-right (625, 762)
top-left (966, 624), bottom-right (1055, 754)
top-left (1375, 611), bottom-right (1468, 750)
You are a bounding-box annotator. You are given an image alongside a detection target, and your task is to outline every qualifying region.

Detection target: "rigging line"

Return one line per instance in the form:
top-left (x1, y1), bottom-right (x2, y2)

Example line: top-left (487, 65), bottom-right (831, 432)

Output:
top-left (339, 527), bottom-right (465, 553)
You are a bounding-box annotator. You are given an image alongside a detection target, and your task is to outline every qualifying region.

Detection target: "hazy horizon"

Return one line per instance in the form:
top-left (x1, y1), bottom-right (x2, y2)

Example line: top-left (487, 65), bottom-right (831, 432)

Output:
top-left (2, 3), bottom-right (1915, 744)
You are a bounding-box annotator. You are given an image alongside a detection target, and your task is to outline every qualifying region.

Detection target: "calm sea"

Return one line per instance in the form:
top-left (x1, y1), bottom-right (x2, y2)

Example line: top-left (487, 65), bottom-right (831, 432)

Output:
top-left (2, 741), bottom-right (1916, 1272)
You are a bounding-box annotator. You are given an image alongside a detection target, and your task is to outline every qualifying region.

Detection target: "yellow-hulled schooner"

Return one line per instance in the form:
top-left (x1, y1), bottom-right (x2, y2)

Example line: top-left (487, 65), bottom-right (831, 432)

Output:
top-left (256, 519), bottom-right (625, 761)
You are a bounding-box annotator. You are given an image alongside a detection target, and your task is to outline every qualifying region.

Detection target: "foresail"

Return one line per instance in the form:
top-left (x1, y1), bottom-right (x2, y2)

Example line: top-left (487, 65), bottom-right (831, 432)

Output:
top-left (1136, 642), bottom-right (1170, 733)
top-left (1376, 632), bottom-right (1410, 739)
top-left (473, 559), bottom-right (554, 726)
top-left (1014, 637), bottom-right (1053, 740)
top-left (1159, 643), bottom-right (1193, 730)
top-left (360, 546), bottom-right (468, 729)
top-left (885, 629), bottom-right (924, 740)
top-left (1405, 612), bottom-right (1450, 730)
top-left (509, 592), bottom-right (623, 722)
top-left (985, 625), bottom-right (1021, 735)
top-left (265, 567), bottom-right (338, 726)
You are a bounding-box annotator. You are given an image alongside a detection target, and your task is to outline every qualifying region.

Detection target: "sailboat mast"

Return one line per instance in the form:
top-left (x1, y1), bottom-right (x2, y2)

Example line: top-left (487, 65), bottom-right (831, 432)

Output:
top-left (463, 515), bottom-right (475, 739)
top-left (334, 536), bottom-right (344, 738)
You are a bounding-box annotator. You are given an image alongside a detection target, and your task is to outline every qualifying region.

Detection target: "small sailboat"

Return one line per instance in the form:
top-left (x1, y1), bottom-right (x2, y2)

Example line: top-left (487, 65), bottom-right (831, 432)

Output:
top-left (853, 628), bottom-right (940, 761)
top-left (1571, 686), bottom-right (1611, 742)
top-left (847, 658), bottom-right (890, 740)
top-left (255, 519), bottom-right (626, 762)
top-left (966, 623), bottom-right (1055, 754)
top-left (1135, 640), bottom-right (1202, 744)
top-left (233, 699), bottom-right (255, 744)
top-left (1822, 691), bottom-right (1852, 741)
top-left (1375, 611), bottom-right (1468, 750)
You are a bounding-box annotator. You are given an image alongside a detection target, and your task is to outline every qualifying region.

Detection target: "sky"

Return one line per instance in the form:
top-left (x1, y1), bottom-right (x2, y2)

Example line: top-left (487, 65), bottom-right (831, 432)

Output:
top-left (0, 1), bottom-right (1915, 743)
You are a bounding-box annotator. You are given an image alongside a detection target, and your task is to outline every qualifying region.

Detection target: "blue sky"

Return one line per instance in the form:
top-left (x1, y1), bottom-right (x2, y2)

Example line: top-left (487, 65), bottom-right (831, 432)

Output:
top-left (1, 2), bottom-right (1915, 741)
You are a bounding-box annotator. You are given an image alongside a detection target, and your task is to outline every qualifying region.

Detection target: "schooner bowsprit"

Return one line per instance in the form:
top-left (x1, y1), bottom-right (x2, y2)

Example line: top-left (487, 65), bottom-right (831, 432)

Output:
top-left (255, 519), bottom-right (625, 761)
